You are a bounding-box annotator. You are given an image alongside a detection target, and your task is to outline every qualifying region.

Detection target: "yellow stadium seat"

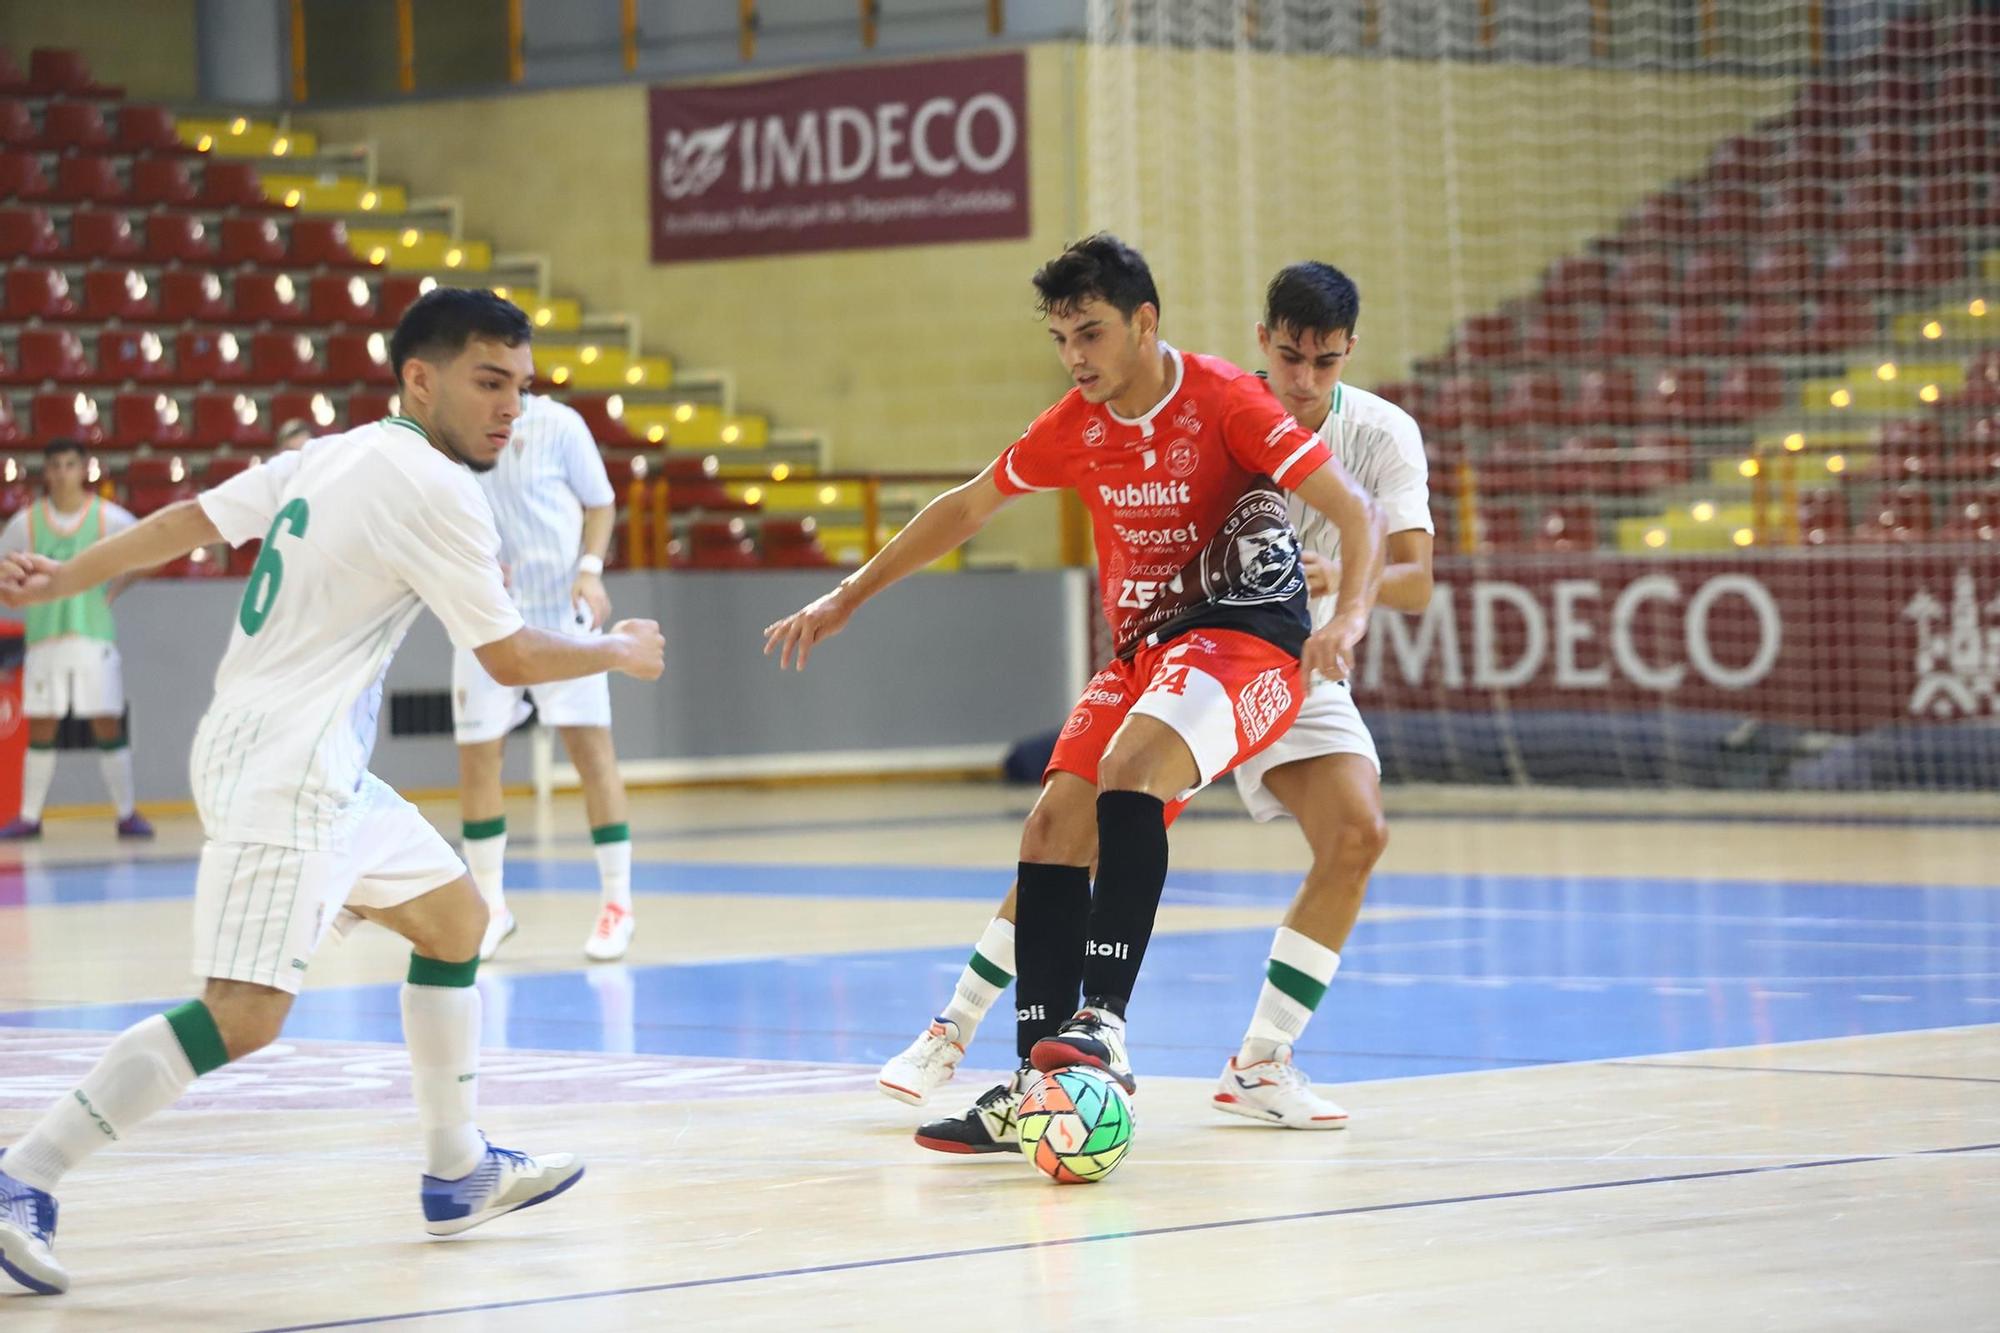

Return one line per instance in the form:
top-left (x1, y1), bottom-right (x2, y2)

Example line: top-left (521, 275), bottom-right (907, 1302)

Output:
top-left (347, 228), bottom-right (491, 273)
top-left (261, 174), bottom-right (409, 216)
top-left (178, 118), bottom-right (320, 159)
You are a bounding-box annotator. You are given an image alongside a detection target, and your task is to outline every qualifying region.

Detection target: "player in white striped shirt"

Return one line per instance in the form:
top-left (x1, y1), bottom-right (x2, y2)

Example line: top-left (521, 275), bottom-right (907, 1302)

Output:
top-left (0, 290), bottom-right (665, 1295)
top-left (451, 392), bottom-right (638, 962)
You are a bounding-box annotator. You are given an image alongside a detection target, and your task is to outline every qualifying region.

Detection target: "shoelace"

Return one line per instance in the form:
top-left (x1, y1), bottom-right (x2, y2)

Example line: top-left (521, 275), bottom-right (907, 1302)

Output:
top-left (593, 906), bottom-right (628, 938)
top-left (1, 1186), bottom-right (54, 1241)
top-left (487, 1145), bottom-right (534, 1171)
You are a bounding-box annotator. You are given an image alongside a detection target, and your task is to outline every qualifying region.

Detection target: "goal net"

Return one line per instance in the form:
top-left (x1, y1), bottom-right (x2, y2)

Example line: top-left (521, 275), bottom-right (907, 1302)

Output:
top-left (1079, 0), bottom-right (2000, 793)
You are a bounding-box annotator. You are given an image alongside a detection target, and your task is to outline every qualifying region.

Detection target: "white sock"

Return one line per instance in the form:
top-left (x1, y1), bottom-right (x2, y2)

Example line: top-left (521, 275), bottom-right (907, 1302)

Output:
top-left (19, 747), bottom-right (55, 822)
top-left (4, 1014), bottom-right (197, 1192)
top-left (1241, 926), bottom-right (1341, 1062)
top-left (941, 917), bottom-right (1016, 1037)
top-left (401, 977), bottom-right (485, 1180)
top-left (461, 824), bottom-right (507, 916)
top-left (593, 828), bottom-right (632, 911)
top-left (98, 744), bottom-right (136, 818)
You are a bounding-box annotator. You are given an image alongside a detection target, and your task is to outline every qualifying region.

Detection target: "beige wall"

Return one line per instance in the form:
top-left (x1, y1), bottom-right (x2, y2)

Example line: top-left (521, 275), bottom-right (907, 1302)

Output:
top-left (304, 44), bottom-right (1795, 565)
top-left (0, 0), bottom-right (199, 102)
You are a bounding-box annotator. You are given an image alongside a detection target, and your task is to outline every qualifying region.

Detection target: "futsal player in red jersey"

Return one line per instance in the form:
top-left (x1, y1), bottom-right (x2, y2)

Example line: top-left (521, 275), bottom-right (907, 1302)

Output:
top-left (765, 235), bottom-right (1384, 1138)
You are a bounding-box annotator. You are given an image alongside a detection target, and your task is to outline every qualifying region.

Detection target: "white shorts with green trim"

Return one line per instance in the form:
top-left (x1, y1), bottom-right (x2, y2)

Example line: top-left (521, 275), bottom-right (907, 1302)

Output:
top-left (190, 776), bottom-right (465, 994)
top-left (450, 641), bottom-right (611, 744)
top-left (24, 637), bottom-right (124, 720)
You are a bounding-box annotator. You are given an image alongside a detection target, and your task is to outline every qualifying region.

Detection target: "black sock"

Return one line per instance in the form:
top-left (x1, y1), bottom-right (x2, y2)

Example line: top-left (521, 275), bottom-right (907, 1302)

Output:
top-left (1014, 861), bottom-right (1090, 1060)
top-left (1081, 791), bottom-right (1169, 1019)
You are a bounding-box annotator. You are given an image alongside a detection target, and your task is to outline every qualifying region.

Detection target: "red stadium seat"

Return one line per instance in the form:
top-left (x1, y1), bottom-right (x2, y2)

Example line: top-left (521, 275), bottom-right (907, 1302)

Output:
top-left (1940, 488), bottom-right (2000, 543)
top-left (1820, 237), bottom-right (1893, 295)
top-left (65, 207), bottom-right (141, 260)
top-left (0, 47), bottom-right (22, 96)
top-left (202, 454), bottom-right (262, 487)
top-left (198, 160), bottom-right (269, 210)
top-left (1845, 128), bottom-right (1918, 184)
top-left (1733, 300), bottom-right (1807, 355)
top-left (1932, 123), bottom-right (2000, 177)
top-left (1800, 298), bottom-right (1878, 354)
top-left (309, 273), bottom-right (377, 326)
top-left (1628, 431), bottom-right (1694, 488)
top-left (0, 204), bottom-right (58, 257)
top-left (11, 328), bottom-right (90, 382)
top-left (1766, 182), bottom-right (1833, 236)
top-left (129, 155), bottom-right (198, 206)
top-left (1568, 368), bottom-right (1640, 427)
top-left (1643, 366), bottom-right (1711, 425)
top-left (234, 271), bottom-right (310, 325)
top-left (175, 329), bottom-right (249, 384)
top-left (81, 267), bottom-right (159, 322)
top-left (221, 215), bottom-right (287, 267)
top-left (1714, 363), bottom-right (1784, 419)
top-left (0, 97), bottom-right (31, 145)
top-left (249, 330), bottom-right (327, 383)
top-left (324, 330), bottom-right (393, 384)
top-left (32, 100), bottom-right (111, 152)
top-left (1695, 188), bottom-right (1761, 239)
top-left (114, 105), bottom-right (183, 154)
top-left (1875, 13), bottom-right (1938, 69)
top-left (270, 389), bottom-right (341, 435)
top-left (191, 392), bottom-right (272, 448)
top-left (1775, 130), bottom-right (1842, 180)
top-left (1793, 79), bottom-right (1858, 130)
top-left (1874, 418), bottom-right (1946, 481)
top-left (1522, 309), bottom-right (1583, 361)
top-left (157, 269), bottom-right (232, 323)
top-left (290, 217), bottom-right (366, 269)
top-left (4, 265), bottom-right (76, 321)
top-left (1833, 180), bottom-right (1902, 233)
top-left (123, 453), bottom-right (199, 515)
top-left (1705, 134), bottom-right (1778, 186)
top-left (1456, 313), bottom-right (1516, 364)
top-left (1957, 356), bottom-right (2000, 410)
top-left (348, 390), bottom-right (396, 425)
top-left (97, 328), bottom-right (172, 386)
top-left (761, 517), bottom-right (834, 568)
top-left (1622, 191), bottom-right (1697, 246)
top-left (1749, 242), bottom-right (1813, 294)
top-left (50, 154), bottom-right (124, 205)
top-left (1911, 177), bottom-right (1999, 233)
top-left (1610, 251), bottom-right (1672, 302)
top-left (1855, 485), bottom-right (1932, 543)
top-left (112, 392), bottom-right (189, 449)
top-left (1895, 235), bottom-right (1967, 288)
top-left (1853, 73), bottom-right (1926, 125)
top-left (1678, 248), bottom-right (1750, 303)
top-left (143, 212), bottom-right (217, 264)
top-left (0, 148), bottom-right (52, 201)
top-left (566, 396), bottom-right (639, 446)
top-left (1539, 256), bottom-right (1608, 306)
top-left (1797, 488), bottom-right (1848, 545)
top-left (1428, 376), bottom-right (1495, 433)
top-left (374, 275), bottom-right (430, 327)
top-left (1936, 65), bottom-right (2000, 120)
top-left (31, 390), bottom-right (106, 445)
top-left (1496, 372), bottom-right (1564, 429)
top-left (1594, 305), bottom-right (1663, 358)
top-left (687, 517), bottom-right (760, 569)
top-left (28, 49), bottom-right (120, 98)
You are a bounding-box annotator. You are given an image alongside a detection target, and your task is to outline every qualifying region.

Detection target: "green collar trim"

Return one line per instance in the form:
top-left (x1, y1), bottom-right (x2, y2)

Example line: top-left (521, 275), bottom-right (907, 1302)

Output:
top-left (384, 415), bottom-right (433, 444)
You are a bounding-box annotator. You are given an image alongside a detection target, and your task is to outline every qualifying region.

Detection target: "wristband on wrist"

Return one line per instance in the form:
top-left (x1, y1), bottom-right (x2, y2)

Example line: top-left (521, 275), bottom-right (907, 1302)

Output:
top-left (576, 555), bottom-right (605, 576)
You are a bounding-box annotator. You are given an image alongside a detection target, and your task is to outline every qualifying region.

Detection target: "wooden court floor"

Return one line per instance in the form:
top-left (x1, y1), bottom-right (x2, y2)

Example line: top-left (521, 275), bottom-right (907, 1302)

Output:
top-left (2, 781), bottom-right (1996, 1330)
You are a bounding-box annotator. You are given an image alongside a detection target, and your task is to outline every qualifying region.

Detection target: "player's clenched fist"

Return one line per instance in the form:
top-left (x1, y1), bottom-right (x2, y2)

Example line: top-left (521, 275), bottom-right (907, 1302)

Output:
top-left (608, 618), bottom-right (665, 679)
top-left (1300, 607), bottom-right (1367, 683)
top-left (763, 586), bottom-right (857, 671)
top-left (0, 552), bottom-right (62, 609)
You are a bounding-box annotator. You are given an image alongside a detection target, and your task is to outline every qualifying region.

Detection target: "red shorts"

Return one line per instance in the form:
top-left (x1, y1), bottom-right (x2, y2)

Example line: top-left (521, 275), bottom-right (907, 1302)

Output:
top-left (1046, 628), bottom-right (1306, 819)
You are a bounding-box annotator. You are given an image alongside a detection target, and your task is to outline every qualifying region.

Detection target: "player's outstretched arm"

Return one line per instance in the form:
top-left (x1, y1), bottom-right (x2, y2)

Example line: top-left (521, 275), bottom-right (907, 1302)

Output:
top-left (763, 463), bottom-right (1014, 670)
top-left (1291, 461), bottom-right (1386, 681)
top-left (476, 619), bottom-right (664, 688)
top-left (0, 499), bottom-right (220, 609)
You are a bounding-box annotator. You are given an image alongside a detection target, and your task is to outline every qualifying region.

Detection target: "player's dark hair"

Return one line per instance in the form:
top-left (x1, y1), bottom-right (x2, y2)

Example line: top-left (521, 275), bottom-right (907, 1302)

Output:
top-left (41, 438), bottom-right (85, 463)
top-left (389, 287), bottom-right (533, 386)
top-left (1033, 234), bottom-right (1161, 322)
top-left (1265, 262), bottom-right (1360, 340)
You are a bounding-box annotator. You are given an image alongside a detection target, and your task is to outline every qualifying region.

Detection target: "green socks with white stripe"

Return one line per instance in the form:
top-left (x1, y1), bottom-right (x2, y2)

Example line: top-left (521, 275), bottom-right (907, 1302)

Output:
top-left (941, 918), bottom-right (1017, 1038)
top-left (2, 1001), bottom-right (227, 1192)
top-left (1239, 926), bottom-right (1341, 1064)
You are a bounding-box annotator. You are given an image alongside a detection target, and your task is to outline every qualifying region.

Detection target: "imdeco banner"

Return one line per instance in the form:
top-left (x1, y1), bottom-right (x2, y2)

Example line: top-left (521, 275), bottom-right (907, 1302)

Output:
top-left (649, 53), bottom-right (1030, 263)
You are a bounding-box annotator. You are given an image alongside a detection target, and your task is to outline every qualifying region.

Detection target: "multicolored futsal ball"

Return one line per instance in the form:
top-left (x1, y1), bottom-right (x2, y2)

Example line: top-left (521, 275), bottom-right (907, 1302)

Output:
top-left (1017, 1066), bottom-right (1134, 1184)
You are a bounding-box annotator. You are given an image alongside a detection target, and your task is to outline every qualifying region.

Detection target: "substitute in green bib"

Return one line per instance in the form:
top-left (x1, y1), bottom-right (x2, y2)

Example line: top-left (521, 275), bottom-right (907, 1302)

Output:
top-left (0, 439), bottom-right (154, 839)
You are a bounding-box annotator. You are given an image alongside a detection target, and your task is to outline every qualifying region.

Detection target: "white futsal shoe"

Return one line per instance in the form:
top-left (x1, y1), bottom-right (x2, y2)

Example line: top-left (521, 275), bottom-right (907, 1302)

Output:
top-left (583, 903), bottom-right (634, 961)
top-left (477, 909), bottom-right (517, 962)
top-left (876, 1017), bottom-right (967, 1105)
top-left (1211, 1044), bottom-right (1349, 1129)
top-left (421, 1139), bottom-right (585, 1236)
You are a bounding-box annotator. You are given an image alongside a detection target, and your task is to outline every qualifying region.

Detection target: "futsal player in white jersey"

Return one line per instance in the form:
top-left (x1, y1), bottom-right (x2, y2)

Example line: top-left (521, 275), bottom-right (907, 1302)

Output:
top-left (452, 391), bottom-right (637, 962)
top-left (886, 262), bottom-right (1435, 1142)
top-left (0, 289), bottom-right (665, 1296)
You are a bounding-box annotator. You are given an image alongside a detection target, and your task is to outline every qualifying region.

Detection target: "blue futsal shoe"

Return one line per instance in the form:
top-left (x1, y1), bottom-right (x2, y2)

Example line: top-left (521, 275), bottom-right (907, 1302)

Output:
top-left (421, 1139), bottom-right (585, 1237)
top-left (0, 1153), bottom-right (67, 1295)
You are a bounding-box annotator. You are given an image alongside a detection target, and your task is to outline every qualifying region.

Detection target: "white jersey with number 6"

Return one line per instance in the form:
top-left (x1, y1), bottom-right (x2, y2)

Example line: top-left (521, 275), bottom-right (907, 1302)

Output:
top-left (190, 417), bottom-right (525, 851)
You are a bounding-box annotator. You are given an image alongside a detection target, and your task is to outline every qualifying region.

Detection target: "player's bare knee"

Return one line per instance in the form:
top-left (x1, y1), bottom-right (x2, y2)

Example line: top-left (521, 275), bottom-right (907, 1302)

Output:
top-left (1317, 812), bottom-right (1388, 877)
top-left (1019, 780), bottom-right (1095, 864)
top-left (200, 983), bottom-right (292, 1059)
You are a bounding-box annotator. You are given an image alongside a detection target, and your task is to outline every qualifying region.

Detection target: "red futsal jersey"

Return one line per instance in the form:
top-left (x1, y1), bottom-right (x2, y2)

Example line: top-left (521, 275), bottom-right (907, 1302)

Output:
top-left (993, 345), bottom-right (1334, 659)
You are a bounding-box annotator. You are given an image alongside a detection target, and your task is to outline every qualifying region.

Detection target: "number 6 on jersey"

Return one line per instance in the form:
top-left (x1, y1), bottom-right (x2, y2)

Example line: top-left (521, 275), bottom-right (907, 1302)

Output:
top-left (239, 498), bottom-right (310, 636)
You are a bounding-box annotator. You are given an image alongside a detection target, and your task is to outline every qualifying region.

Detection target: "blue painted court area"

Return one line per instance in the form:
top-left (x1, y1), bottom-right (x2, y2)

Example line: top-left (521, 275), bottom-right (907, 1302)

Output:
top-left (3, 854), bottom-right (1997, 1083)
